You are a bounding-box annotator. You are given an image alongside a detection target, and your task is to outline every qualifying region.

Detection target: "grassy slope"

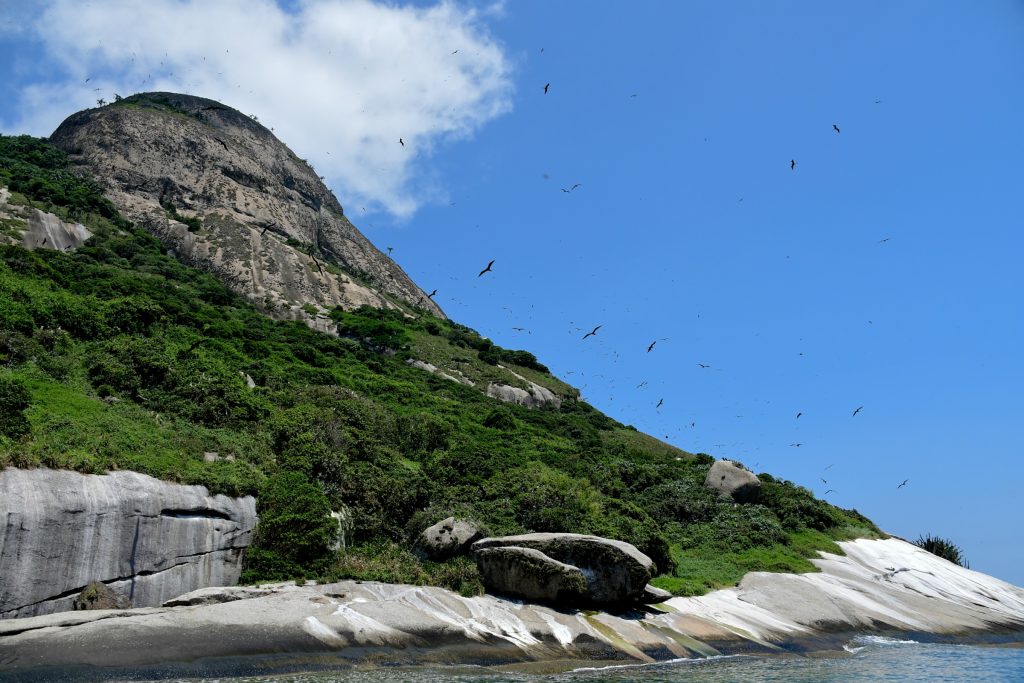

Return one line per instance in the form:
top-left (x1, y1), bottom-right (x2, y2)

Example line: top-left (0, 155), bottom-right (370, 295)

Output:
top-left (0, 135), bottom-right (883, 597)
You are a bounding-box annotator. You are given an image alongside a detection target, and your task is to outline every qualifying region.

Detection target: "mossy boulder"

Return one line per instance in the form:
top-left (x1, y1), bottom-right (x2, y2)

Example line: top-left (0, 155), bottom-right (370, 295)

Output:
top-left (72, 582), bottom-right (130, 611)
top-left (474, 546), bottom-right (588, 604)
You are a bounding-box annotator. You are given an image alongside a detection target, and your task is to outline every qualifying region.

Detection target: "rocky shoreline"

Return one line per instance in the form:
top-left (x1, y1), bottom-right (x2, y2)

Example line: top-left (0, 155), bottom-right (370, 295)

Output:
top-left (2, 538), bottom-right (1022, 680)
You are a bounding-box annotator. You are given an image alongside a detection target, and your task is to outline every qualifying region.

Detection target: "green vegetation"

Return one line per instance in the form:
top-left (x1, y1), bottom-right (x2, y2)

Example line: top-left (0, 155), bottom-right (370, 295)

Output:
top-left (0, 134), bottom-right (883, 595)
top-left (914, 534), bottom-right (969, 568)
top-left (159, 198), bottom-right (202, 232)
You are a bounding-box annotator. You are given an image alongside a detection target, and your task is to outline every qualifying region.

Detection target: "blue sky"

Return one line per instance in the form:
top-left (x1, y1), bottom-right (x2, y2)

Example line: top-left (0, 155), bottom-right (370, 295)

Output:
top-left (2, 1), bottom-right (1022, 585)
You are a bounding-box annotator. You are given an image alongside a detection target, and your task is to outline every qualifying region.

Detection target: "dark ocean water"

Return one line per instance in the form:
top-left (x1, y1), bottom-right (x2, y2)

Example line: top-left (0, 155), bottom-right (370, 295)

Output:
top-left (128, 637), bottom-right (1024, 683)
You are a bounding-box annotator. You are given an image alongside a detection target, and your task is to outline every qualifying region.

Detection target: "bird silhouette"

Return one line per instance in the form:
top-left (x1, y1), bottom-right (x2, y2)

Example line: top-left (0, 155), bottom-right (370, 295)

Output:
top-left (897, 479), bottom-right (909, 489)
top-left (697, 363), bottom-right (711, 368)
top-left (824, 489), bottom-right (835, 495)
top-left (386, 247), bottom-right (393, 256)
top-left (478, 259), bottom-right (495, 277)
top-left (656, 398), bottom-right (664, 409)
top-left (561, 183), bottom-right (581, 193)
top-left (582, 325), bottom-right (602, 340)
top-left (636, 380), bottom-right (648, 388)
top-left (427, 289), bottom-right (437, 299)
top-left (833, 124), bottom-right (841, 134)
top-left (647, 341), bottom-right (657, 353)
top-left (399, 138), bottom-right (405, 147)
top-left (852, 406), bottom-right (863, 417)
top-left (796, 412), bottom-right (803, 419)
top-left (543, 83), bottom-right (550, 94)
top-left (879, 237), bottom-right (891, 243)
top-left (790, 159), bottom-right (796, 170)
top-left (821, 478), bottom-right (828, 484)
top-left (790, 443), bottom-right (802, 447)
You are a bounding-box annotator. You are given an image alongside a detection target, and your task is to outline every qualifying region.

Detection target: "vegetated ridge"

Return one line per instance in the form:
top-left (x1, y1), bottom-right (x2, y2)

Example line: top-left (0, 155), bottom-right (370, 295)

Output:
top-left (0, 98), bottom-right (882, 598)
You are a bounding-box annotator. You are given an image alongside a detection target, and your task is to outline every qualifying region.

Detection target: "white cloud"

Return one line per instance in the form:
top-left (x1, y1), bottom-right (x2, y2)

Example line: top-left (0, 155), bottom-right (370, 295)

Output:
top-left (3, 0), bottom-right (513, 218)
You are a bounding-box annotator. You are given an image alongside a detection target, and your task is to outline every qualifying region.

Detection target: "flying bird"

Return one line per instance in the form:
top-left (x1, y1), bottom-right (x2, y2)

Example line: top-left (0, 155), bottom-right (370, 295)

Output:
top-left (582, 325), bottom-right (602, 340)
top-left (697, 363), bottom-right (710, 368)
top-left (790, 443), bottom-right (802, 447)
top-left (427, 289), bottom-right (437, 299)
top-left (477, 259), bottom-right (495, 277)
top-left (852, 406), bottom-right (863, 417)
top-left (543, 83), bottom-right (550, 94)
top-left (647, 341), bottom-right (657, 353)
top-left (824, 489), bottom-right (835, 495)
top-left (398, 138), bottom-right (405, 147)
top-left (386, 247), bottom-right (393, 256)
top-left (656, 398), bottom-right (664, 409)
top-left (790, 159), bottom-right (796, 170)
top-left (897, 479), bottom-right (909, 489)
top-left (561, 183), bottom-right (581, 193)
top-left (636, 380), bottom-right (648, 388)
top-left (879, 237), bottom-right (891, 243)
top-left (796, 412), bottom-right (803, 419)
top-left (833, 124), bottom-right (841, 134)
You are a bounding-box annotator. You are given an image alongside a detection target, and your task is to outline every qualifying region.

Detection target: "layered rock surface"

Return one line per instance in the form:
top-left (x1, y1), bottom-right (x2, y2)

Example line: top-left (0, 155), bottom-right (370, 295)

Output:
top-left (2, 539), bottom-right (1022, 677)
top-left (48, 92), bottom-right (443, 327)
top-left (0, 468), bottom-right (256, 618)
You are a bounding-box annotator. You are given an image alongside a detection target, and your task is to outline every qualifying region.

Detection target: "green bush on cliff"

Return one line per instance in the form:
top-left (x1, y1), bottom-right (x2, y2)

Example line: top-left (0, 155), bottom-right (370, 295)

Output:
top-left (241, 472), bottom-right (337, 582)
top-left (0, 376), bottom-right (31, 439)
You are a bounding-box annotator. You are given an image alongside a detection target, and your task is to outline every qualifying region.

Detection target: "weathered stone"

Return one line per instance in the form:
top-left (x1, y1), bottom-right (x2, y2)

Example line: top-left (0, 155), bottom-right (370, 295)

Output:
top-left (419, 517), bottom-right (484, 561)
top-left (704, 459), bottom-right (761, 503)
top-left (472, 533), bottom-right (653, 605)
top-left (2, 541), bottom-right (1024, 675)
top-left (72, 582), bottom-right (130, 611)
top-left (49, 93), bottom-right (444, 328)
top-left (0, 468), bottom-right (257, 618)
top-left (475, 546), bottom-right (588, 604)
top-left (639, 584), bottom-right (673, 604)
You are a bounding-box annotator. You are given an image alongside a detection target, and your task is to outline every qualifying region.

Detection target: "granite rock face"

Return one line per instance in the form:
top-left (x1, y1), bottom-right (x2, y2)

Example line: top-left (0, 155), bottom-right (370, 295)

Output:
top-left (475, 546), bottom-right (588, 604)
top-left (704, 459), bottom-right (761, 503)
top-left (419, 517), bottom-right (484, 561)
top-left (5, 539), bottom-right (1021, 677)
top-left (0, 468), bottom-right (257, 618)
top-left (472, 533), bottom-right (653, 605)
top-left (49, 92), bottom-right (443, 327)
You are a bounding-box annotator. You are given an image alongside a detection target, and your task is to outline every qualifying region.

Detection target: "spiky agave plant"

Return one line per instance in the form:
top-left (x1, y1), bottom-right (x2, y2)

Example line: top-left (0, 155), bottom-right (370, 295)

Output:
top-left (914, 534), bottom-right (970, 568)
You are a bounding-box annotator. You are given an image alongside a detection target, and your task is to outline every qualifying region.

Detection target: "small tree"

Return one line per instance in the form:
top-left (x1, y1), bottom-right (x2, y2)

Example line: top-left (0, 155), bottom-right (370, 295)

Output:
top-left (914, 534), bottom-right (969, 568)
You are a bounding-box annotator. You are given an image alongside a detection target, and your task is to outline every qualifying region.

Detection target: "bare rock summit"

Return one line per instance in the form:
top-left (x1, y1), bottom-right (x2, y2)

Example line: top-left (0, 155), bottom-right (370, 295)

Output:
top-left (49, 92), bottom-right (443, 325)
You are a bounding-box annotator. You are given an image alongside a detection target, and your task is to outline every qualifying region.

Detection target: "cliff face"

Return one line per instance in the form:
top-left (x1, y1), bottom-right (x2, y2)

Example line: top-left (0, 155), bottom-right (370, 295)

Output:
top-left (0, 468), bottom-right (257, 618)
top-left (48, 92), bottom-right (443, 326)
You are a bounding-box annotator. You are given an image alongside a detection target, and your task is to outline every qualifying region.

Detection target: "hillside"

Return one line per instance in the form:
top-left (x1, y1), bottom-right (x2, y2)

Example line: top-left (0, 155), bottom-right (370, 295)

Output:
top-left (0, 116), bottom-right (881, 598)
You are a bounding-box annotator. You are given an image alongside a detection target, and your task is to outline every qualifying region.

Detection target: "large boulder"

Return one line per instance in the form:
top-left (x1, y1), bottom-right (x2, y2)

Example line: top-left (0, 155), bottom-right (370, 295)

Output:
top-left (72, 582), bottom-right (130, 611)
top-left (704, 459), bottom-right (761, 503)
top-left (475, 547), bottom-right (588, 604)
top-left (0, 468), bottom-right (257, 618)
top-left (472, 533), bottom-right (653, 605)
top-left (419, 517), bottom-right (484, 561)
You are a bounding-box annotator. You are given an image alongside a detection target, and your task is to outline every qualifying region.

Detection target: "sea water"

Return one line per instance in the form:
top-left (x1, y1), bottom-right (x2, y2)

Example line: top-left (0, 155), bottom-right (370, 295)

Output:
top-left (121, 637), bottom-right (1024, 683)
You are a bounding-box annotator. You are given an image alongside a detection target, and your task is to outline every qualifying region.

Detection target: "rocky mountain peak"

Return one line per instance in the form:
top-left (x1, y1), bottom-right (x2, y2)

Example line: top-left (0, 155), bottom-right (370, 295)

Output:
top-left (49, 92), bottom-right (443, 326)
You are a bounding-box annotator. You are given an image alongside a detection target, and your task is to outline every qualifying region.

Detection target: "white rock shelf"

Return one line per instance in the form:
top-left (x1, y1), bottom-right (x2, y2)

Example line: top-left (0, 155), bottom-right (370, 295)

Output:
top-left (1, 538), bottom-right (1022, 676)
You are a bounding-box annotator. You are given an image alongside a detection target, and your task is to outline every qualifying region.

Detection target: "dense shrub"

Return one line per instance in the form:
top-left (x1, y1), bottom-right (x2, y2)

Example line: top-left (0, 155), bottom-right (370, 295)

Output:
top-left (0, 376), bottom-right (31, 438)
top-left (914, 534), bottom-right (969, 568)
top-left (241, 472), bottom-right (337, 581)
